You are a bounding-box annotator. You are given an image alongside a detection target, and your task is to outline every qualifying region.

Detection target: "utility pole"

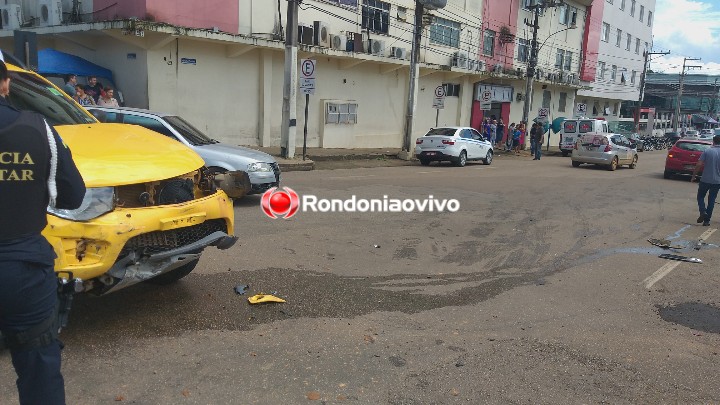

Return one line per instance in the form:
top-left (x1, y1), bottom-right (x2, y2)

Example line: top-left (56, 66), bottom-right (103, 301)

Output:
top-left (674, 57), bottom-right (702, 133)
top-left (634, 49), bottom-right (669, 134)
top-left (521, 1), bottom-right (563, 127)
top-left (280, 0), bottom-right (300, 159)
top-left (402, 3), bottom-right (425, 156)
top-left (710, 78), bottom-right (719, 117)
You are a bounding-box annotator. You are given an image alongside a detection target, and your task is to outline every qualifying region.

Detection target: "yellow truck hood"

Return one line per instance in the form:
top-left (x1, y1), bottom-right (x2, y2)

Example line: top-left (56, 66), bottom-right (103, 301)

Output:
top-left (55, 123), bottom-right (205, 187)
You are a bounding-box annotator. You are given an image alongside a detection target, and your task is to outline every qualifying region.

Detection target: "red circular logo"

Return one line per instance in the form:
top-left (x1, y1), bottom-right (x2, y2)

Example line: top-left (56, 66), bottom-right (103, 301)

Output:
top-left (261, 187), bottom-right (300, 219)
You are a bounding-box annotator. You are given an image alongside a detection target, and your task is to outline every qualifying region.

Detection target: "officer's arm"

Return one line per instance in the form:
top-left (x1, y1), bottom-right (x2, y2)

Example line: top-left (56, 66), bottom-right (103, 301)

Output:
top-left (51, 128), bottom-right (86, 210)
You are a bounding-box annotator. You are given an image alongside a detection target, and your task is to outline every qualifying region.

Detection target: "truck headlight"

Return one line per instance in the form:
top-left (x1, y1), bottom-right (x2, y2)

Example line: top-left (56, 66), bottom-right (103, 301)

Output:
top-left (47, 187), bottom-right (115, 221)
top-left (247, 162), bottom-right (272, 172)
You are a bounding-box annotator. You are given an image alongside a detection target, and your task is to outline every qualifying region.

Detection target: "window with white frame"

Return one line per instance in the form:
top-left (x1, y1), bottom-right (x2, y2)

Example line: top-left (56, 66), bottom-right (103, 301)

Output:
top-left (598, 61), bottom-right (606, 79)
top-left (555, 49), bottom-right (573, 71)
top-left (639, 5), bottom-right (644, 21)
top-left (483, 30), bottom-right (495, 56)
top-left (602, 22), bottom-right (610, 42)
top-left (517, 38), bottom-right (529, 62)
top-left (326, 102), bottom-right (358, 124)
top-left (361, 0), bottom-right (390, 34)
top-left (542, 90), bottom-right (551, 108)
top-left (626, 33), bottom-right (632, 50)
top-left (630, 0), bottom-right (636, 16)
top-left (611, 65), bottom-right (617, 81)
top-left (559, 92), bottom-right (567, 112)
top-left (616, 29), bottom-right (622, 47)
top-left (430, 17), bottom-right (460, 47)
top-left (559, 5), bottom-right (578, 25)
top-left (620, 0), bottom-right (626, 10)
top-left (635, 38), bottom-right (641, 54)
top-left (443, 83), bottom-right (461, 97)
top-left (647, 11), bottom-right (653, 26)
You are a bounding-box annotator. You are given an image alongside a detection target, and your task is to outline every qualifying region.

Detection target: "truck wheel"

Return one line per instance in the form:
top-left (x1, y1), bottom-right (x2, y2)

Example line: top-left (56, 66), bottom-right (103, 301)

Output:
top-left (146, 258), bottom-right (200, 285)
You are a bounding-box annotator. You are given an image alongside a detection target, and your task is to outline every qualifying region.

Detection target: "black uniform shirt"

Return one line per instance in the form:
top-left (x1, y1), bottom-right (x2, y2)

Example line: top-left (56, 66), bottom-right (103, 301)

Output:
top-left (0, 96), bottom-right (85, 265)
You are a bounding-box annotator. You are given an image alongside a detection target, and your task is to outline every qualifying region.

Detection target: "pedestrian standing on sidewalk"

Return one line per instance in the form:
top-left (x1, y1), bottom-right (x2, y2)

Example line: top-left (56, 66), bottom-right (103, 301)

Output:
top-left (496, 119), bottom-right (505, 149)
top-left (506, 123), bottom-right (515, 151)
top-left (489, 120), bottom-right (497, 147)
top-left (691, 135), bottom-right (720, 226)
top-left (529, 123), bottom-right (538, 156)
top-left (532, 125), bottom-right (545, 160)
top-left (512, 125), bottom-right (522, 155)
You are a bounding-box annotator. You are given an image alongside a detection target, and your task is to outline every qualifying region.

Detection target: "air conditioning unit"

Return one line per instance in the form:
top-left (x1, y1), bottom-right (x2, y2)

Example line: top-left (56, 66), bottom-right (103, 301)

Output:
top-left (452, 52), bottom-right (468, 69)
top-left (368, 39), bottom-right (385, 56)
top-left (37, 0), bottom-right (62, 26)
top-left (1, 4), bottom-right (23, 30)
top-left (476, 60), bottom-right (486, 72)
top-left (391, 46), bottom-right (407, 59)
top-left (493, 64), bottom-right (503, 73)
top-left (313, 21), bottom-right (330, 48)
top-left (298, 24), bottom-right (314, 46)
top-left (331, 34), bottom-right (347, 51)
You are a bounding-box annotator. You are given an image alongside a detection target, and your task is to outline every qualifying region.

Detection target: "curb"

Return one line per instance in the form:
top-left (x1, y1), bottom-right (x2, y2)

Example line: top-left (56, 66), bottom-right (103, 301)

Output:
top-left (307, 153), bottom-right (401, 162)
top-left (277, 160), bottom-right (315, 172)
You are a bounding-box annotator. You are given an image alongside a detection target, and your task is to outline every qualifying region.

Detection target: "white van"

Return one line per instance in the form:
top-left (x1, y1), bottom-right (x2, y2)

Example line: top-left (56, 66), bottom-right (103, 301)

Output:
top-left (559, 118), bottom-right (610, 156)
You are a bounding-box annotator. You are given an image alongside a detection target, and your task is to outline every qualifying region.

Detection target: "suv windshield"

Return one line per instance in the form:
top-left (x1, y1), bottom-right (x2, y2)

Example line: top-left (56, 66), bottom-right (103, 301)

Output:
top-left (6, 71), bottom-right (96, 126)
top-left (164, 115), bottom-right (216, 146)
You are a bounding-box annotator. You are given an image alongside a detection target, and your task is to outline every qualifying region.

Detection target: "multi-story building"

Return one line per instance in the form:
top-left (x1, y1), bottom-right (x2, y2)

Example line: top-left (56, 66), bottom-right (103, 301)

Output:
top-left (577, 0), bottom-right (656, 120)
top-left (0, 0), bottom-right (486, 149)
top-left (0, 0), bottom-right (657, 149)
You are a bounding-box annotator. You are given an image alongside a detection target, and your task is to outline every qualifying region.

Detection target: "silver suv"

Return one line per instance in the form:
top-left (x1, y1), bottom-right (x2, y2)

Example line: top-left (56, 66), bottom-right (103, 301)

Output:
top-left (571, 133), bottom-right (638, 171)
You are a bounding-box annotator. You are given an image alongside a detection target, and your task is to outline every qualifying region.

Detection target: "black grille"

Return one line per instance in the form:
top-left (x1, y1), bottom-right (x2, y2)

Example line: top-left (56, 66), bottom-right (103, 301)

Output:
top-left (120, 219), bottom-right (227, 257)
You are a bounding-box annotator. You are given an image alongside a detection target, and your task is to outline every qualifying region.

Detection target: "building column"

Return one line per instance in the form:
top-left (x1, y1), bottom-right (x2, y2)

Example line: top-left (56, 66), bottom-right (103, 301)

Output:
top-left (457, 75), bottom-right (472, 126)
top-left (258, 49), bottom-right (273, 146)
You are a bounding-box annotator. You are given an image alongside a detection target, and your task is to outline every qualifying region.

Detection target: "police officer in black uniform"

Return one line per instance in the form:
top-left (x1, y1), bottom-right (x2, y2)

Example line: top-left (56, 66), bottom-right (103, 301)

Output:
top-left (0, 58), bottom-right (85, 404)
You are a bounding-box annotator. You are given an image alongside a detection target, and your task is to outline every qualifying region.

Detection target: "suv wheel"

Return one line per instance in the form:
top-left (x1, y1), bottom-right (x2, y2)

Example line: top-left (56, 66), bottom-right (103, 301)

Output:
top-left (663, 170), bottom-right (673, 179)
top-left (608, 157), bottom-right (619, 171)
top-left (146, 258), bottom-right (200, 285)
top-left (571, 160), bottom-right (581, 167)
top-left (629, 155), bottom-right (638, 169)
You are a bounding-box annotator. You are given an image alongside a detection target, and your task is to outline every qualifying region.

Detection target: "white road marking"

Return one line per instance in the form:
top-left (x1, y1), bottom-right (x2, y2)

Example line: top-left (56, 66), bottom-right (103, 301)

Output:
top-left (643, 261), bottom-right (681, 289)
top-left (643, 228), bottom-right (716, 290)
top-left (699, 228), bottom-right (717, 241)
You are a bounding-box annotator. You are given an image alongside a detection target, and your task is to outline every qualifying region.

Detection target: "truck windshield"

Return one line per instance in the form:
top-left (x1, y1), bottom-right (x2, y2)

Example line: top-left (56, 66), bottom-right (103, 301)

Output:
top-left (5, 71), bottom-right (96, 126)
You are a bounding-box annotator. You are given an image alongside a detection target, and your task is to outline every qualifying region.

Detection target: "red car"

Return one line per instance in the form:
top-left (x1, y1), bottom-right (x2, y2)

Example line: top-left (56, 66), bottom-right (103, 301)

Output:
top-left (664, 139), bottom-right (713, 179)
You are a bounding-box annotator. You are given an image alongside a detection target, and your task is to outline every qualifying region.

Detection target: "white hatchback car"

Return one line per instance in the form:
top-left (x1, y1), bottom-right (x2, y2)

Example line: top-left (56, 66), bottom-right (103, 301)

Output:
top-left (415, 127), bottom-right (493, 167)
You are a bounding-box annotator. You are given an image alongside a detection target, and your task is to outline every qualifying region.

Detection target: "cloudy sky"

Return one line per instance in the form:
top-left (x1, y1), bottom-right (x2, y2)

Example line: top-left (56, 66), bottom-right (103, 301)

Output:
top-left (650, 0), bottom-right (720, 74)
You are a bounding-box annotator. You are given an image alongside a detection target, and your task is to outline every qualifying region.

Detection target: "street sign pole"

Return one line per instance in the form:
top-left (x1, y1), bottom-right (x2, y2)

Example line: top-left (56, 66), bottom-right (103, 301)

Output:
top-left (299, 59), bottom-right (317, 161)
top-left (303, 93), bottom-right (309, 161)
top-left (436, 109), bottom-right (440, 127)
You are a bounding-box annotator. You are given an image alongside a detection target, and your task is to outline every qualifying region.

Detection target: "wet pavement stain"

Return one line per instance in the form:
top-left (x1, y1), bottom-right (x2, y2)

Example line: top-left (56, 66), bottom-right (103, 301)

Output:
top-left (657, 302), bottom-right (720, 334)
top-left (66, 267), bottom-right (542, 347)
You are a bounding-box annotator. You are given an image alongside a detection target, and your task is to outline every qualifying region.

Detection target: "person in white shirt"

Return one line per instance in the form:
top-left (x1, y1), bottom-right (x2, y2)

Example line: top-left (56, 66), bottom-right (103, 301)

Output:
top-left (97, 87), bottom-right (119, 107)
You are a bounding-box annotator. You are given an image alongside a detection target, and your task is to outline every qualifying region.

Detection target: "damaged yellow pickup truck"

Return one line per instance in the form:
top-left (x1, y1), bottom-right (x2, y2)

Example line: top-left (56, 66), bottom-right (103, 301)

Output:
top-left (5, 60), bottom-right (237, 295)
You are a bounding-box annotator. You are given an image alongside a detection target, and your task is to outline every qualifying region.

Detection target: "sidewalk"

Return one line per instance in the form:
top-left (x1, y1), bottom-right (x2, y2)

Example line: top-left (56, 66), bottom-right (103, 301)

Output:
top-left (254, 146), bottom-right (565, 171)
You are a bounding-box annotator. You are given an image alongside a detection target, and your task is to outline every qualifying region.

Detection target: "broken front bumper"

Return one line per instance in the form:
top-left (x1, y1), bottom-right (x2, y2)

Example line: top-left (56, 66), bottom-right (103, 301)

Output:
top-left (43, 191), bottom-right (236, 285)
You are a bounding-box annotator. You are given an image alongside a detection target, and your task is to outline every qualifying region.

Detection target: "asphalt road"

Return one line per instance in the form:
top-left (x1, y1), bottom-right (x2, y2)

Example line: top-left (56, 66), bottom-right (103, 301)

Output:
top-left (4, 149), bottom-right (720, 404)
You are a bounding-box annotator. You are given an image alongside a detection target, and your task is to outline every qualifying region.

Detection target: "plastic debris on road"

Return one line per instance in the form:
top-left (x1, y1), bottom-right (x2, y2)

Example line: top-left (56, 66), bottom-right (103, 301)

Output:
top-left (248, 293), bottom-right (286, 304)
top-left (648, 238), bottom-right (684, 249)
top-left (659, 253), bottom-right (702, 263)
top-left (234, 284), bottom-right (249, 295)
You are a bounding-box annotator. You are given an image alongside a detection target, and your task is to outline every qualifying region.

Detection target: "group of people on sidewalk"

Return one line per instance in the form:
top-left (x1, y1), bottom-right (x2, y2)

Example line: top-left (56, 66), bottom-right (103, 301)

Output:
top-left (480, 118), bottom-right (547, 160)
top-left (62, 74), bottom-right (120, 107)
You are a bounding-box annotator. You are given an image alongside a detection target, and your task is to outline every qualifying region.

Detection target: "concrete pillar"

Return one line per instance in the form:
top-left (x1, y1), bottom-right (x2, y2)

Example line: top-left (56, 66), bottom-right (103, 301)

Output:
top-left (258, 49), bottom-right (273, 146)
top-left (457, 76), bottom-right (471, 126)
